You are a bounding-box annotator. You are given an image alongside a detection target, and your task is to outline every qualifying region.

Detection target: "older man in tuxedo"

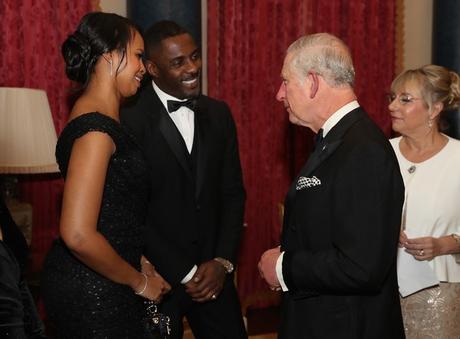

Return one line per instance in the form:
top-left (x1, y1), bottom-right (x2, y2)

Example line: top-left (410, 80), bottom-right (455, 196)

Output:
top-left (258, 33), bottom-right (405, 338)
top-left (121, 21), bottom-right (247, 339)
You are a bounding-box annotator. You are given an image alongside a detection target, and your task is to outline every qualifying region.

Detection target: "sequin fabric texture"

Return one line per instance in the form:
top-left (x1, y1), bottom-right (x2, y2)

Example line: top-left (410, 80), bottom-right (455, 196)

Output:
top-left (400, 282), bottom-right (460, 339)
top-left (42, 112), bottom-right (150, 338)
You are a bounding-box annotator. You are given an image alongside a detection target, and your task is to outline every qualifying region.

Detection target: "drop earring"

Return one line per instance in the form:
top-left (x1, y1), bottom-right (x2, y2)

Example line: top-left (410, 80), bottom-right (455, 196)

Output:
top-left (428, 118), bottom-right (433, 128)
top-left (102, 55), bottom-right (113, 77)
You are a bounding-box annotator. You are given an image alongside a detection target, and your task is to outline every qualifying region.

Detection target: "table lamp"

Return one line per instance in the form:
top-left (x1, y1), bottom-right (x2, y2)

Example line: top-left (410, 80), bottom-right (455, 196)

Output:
top-left (0, 87), bottom-right (59, 244)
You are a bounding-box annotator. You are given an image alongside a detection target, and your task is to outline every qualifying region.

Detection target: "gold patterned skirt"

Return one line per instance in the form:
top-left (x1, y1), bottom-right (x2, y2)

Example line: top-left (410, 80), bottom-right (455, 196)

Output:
top-left (400, 282), bottom-right (460, 339)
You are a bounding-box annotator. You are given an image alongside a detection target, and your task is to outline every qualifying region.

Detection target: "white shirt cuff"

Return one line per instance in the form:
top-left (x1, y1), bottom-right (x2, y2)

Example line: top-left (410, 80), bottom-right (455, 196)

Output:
top-left (276, 251), bottom-right (288, 291)
top-left (181, 265), bottom-right (198, 284)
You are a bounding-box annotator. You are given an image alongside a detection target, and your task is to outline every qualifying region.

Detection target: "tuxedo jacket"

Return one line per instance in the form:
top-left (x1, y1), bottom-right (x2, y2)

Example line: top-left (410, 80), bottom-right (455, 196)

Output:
top-left (279, 108), bottom-right (405, 339)
top-left (121, 85), bottom-right (246, 286)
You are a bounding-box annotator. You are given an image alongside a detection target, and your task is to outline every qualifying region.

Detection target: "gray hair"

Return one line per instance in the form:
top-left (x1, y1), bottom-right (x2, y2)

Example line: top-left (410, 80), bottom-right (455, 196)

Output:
top-left (287, 33), bottom-right (355, 87)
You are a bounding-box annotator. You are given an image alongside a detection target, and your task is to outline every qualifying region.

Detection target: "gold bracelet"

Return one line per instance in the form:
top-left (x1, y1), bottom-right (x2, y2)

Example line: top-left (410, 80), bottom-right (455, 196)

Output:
top-left (134, 273), bottom-right (148, 295)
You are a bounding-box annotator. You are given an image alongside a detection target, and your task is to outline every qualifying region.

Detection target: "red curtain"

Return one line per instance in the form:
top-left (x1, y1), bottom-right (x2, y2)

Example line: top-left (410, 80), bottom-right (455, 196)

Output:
top-left (0, 0), bottom-right (93, 272)
top-left (207, 0), bottom-right (396, 308)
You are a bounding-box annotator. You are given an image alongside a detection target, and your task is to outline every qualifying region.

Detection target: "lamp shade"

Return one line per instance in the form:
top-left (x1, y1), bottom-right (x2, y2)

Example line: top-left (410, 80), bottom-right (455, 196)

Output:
top-left (0, 87), bottom-right (59, 173)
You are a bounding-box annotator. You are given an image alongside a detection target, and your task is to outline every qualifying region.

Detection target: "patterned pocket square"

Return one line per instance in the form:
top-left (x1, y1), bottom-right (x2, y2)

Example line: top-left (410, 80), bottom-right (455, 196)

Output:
top-left (296, 176), bottom-right (321, 190)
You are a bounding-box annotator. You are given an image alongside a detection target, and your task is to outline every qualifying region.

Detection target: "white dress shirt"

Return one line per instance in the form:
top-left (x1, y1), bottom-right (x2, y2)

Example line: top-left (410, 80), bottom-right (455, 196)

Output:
top-left (152, 81), bottom-right (198, 283)
top-left (276, 100), bottom-right (360, 291)
top-left (152, 81), bottom-right (195, 153)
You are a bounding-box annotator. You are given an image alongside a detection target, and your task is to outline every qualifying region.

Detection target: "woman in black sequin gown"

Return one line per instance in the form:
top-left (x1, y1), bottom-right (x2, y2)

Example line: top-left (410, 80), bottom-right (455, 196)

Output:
top-left (42, 13), bottom-right (170, 338)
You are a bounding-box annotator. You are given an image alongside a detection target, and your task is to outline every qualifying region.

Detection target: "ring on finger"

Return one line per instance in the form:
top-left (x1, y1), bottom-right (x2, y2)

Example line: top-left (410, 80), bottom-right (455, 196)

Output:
top-left (419, 249), bottom-right (424, 256)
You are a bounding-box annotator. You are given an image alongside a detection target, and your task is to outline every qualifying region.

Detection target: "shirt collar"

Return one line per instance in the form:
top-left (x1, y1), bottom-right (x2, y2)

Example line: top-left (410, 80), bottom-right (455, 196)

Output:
top-left (321, 100), bottom-right (360, 137)
top-left (151, 80), bottom-right (187, 112)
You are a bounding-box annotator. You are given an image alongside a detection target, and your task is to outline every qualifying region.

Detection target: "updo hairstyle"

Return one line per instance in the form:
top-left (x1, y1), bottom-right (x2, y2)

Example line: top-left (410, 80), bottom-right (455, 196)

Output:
top-left (62, 12), bottom-right (140, 86)
top-left (391, 64), bottom-right (460, 113)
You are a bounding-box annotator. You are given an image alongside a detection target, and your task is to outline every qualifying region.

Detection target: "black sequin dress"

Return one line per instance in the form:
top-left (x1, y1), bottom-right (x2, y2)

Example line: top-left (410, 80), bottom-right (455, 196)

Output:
top-left (42, 113), bottom-right (150, 338)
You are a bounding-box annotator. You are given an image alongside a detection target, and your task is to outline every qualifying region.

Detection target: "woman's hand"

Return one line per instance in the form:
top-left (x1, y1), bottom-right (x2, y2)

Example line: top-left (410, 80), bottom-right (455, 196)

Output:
top-left (402, 234), bottom-right (459, 261)
top-left (142, 274), bottom-right (171, 303)
top-left (403, 236), bottom-right (441, 260)
top-left (399, 230), bottom-right (408, 248)
top-left (140, 256), bottom-right (157, 277)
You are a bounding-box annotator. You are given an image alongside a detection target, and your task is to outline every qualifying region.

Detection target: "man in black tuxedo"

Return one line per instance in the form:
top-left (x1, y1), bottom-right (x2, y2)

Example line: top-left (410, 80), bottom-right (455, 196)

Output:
top-left (121, 21), bottom-right (247, 339)
top-left (258, 33), bottom-right (405, 338)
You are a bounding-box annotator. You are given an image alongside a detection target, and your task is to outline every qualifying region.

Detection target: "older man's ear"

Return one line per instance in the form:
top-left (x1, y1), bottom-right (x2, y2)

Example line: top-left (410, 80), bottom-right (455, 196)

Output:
top-left (308, 71), bottom-right (320, 99)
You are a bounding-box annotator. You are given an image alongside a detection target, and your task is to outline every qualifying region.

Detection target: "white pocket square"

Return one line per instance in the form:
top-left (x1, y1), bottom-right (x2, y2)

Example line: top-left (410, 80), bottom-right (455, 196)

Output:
top-left (296, 176), bottom-right (321, 190)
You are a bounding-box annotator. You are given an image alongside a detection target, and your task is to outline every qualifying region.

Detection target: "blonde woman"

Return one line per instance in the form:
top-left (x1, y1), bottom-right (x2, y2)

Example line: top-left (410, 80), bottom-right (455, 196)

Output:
top-left (389, 64), bottom-right (460, 338)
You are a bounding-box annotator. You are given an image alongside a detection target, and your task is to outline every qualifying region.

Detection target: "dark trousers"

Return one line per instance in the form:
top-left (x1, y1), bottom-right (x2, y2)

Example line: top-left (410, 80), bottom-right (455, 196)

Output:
top-left (159, 278), bottom-right (247, 339)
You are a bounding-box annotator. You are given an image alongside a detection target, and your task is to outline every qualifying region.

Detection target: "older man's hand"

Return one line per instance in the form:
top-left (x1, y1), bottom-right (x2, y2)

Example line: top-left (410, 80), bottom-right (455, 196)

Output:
top-left (258, 247), bottom-right (282, 290)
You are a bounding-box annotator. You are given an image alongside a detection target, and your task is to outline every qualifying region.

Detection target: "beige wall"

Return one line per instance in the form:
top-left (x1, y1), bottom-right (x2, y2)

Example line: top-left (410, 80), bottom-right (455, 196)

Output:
top-left (403, 0), bottom-right (433, 70)
top-left (100, 0), bottom-right (127, 17)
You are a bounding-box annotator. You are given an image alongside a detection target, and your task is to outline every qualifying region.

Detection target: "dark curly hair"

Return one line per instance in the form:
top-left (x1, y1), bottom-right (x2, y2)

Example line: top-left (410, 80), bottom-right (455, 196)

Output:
top-left (62, 12), bottom-right (140, 87)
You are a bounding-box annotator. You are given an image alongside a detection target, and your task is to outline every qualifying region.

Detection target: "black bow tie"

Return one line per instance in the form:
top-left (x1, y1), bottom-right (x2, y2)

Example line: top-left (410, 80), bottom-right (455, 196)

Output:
top-left (167, 99), bottom-right (197, 113)
top-left (315, 128), bottom-right (324, 144)
top-left (312, 128), bottom-right (324, 151)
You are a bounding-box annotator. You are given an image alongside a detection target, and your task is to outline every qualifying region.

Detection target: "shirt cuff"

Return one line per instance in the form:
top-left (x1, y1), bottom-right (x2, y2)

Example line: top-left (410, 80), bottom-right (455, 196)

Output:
top-left (276, 251), bottom-right (288, 291)
top-left (181, 265), bottom-right (198, 284)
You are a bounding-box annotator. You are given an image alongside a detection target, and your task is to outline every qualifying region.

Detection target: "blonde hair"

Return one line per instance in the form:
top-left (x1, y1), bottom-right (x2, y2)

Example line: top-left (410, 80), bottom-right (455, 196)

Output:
top-left (287, 33), bottom-right (355, 87)
top-left (391, 64), bottom-right (460, 112)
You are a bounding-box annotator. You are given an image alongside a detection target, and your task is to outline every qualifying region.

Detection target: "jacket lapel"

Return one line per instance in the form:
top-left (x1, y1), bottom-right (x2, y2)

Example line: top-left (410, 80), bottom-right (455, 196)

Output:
top-left (303, 108), bottom-right (365, 175)
top-left (299, 139), bottom-right (342, 178)
top-left (194, 98), bottom-right (207, 200)
top-left (287, 108), bottom-right (366, 199)
top-left (148, 90), bottom-right (194, 181)
top-left (283, 108), bottom-right (367, 246)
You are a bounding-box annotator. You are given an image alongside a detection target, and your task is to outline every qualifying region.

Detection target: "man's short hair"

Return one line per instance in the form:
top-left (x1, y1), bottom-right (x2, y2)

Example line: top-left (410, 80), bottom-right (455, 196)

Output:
top-left (287, 33), bottom-right (355, 87)
top-left (144, 20), bottom-right (190, 60)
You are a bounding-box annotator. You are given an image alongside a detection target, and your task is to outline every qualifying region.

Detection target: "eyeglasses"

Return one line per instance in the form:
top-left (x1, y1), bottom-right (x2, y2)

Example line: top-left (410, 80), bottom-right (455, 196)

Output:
top-left (387, 93), bottom-right (422, 105)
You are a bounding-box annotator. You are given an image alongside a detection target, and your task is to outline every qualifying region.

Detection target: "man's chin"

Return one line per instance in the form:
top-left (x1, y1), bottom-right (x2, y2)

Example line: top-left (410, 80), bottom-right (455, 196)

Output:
top-left (184, 88), bottom-right (201, 99)
top-left (288, 114), bottom-right (300, 126)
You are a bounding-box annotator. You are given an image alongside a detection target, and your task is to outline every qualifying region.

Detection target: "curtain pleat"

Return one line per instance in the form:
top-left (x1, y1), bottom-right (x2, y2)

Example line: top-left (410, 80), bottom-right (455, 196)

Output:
top-left (207, 0), bottom-right (397, 308)
top-left (0, 0), bottom-right (93, 273)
